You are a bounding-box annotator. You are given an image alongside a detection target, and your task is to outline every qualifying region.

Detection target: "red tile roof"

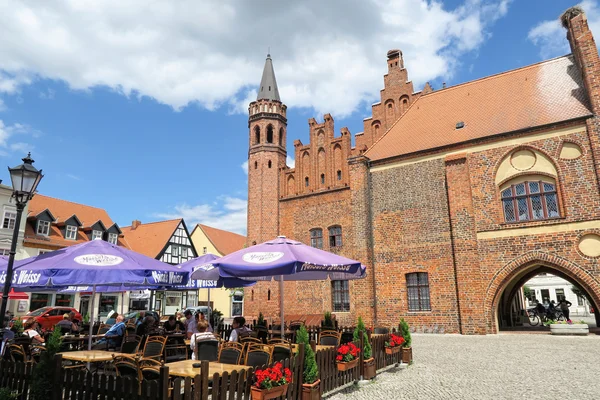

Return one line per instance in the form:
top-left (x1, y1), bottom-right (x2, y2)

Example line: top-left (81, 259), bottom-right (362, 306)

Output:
top-left (366, 55), bottom-right (593, 162)
top-left (121, 219), bottom-right (182, 258)
top-left (193, 224), bottom-right (246, 255)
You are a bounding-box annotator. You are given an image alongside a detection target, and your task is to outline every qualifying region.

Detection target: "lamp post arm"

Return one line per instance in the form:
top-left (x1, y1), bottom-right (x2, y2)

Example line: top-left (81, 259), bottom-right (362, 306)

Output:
top-left (0, 201), bottom-right (26, 328)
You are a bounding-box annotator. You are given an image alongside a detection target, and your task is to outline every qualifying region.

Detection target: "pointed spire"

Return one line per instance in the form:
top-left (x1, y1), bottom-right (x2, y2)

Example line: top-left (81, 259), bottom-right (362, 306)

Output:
top-left (257, 53), bottom-right (281, 101)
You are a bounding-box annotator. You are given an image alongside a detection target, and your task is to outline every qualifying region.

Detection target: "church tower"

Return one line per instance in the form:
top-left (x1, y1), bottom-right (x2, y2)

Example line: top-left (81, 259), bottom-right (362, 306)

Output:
top-left (247, 54), bottom-right (287, 246)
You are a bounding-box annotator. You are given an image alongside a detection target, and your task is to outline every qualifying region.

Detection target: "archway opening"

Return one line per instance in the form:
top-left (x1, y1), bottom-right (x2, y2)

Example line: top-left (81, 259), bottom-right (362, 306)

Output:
top-left (496, 264), bottom-right (599, 332)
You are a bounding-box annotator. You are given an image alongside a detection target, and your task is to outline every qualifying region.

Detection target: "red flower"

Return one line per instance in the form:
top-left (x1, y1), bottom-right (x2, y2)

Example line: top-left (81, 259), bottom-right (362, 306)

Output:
top-left (254, 364), bottom-right (293, 389)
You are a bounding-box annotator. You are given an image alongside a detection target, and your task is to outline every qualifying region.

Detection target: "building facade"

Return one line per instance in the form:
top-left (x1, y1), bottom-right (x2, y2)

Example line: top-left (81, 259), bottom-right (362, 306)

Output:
top-left (244, 8), bottom-right (600, 333)
top-left (190, 224), bottom-right (246, 319)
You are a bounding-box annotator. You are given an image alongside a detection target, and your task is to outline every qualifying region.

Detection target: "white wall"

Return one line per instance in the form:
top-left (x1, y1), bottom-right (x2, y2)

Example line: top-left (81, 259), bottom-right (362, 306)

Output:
top-left (524, 274), bottom-right (590, 316)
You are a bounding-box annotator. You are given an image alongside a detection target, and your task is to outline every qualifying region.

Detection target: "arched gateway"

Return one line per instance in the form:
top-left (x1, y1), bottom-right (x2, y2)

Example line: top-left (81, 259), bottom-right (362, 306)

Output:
top-left (486, 251), bottom-right (600, 333)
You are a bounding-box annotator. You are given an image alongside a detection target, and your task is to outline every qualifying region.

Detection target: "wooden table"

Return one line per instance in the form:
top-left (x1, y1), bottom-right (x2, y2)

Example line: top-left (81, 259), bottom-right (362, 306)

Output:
top-left (59, 350), bottom-right (124, 363)
top-left (292, 344), bottom-right (334, 353)
top-left (166, 360), bottom-right (252, 379)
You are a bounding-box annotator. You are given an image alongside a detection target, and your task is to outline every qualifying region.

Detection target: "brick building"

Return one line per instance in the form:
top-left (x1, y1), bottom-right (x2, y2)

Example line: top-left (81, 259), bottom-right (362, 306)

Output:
top-left (244, 8), bottom-right (600, 334)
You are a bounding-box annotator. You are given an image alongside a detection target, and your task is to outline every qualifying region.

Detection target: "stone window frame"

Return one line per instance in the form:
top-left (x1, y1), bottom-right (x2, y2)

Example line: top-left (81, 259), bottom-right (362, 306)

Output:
top-left (331, 280), bottom-right (350, 312)
top-left (310, 228), bottom-right (323, 249)
top-left (500, 179), bottom-right (560, 223)
top-left (406, 272), bottom-right (431, 312)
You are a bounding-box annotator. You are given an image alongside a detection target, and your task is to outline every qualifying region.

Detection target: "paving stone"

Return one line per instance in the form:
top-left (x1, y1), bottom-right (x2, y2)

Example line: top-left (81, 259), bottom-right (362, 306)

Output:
top-left (326, 333), bottom-right (600, 399)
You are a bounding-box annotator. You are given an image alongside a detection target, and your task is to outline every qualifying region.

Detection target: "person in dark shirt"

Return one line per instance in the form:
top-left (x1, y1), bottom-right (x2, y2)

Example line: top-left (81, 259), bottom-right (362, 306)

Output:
top-left (163, 315), bottom-right (185, 332)
top-left (136, 316), bottom-right (156, 337)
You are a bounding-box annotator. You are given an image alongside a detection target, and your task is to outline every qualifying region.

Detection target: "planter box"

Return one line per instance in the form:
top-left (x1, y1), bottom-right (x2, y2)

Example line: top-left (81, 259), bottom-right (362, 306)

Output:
top-left (385, 346), bottom-right (401, 355)
top-left (402, 347), bottom-right (413, 364)
top-left (336, 358), bottom-right (358, 371)
top-left (301, 379), bottom-right (321, 400)
top-left (550, 324), bottom-right (589, 336)
top-left (363, 358), bottom-right (376, 380)
top-left (251, 383), bottom-right (290, 400)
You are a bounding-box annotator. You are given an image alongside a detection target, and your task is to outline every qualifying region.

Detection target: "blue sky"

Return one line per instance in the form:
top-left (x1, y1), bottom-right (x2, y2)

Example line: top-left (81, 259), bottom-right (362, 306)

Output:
top-left (0, 0), bottom-right (595, 235)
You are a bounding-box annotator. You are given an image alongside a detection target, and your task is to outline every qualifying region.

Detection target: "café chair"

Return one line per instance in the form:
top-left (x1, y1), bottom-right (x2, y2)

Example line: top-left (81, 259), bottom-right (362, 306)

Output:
top-left (97, 324), bottom-right (112, 335)
top-left (267, 338), bottom-right (290, 345)
top-left (255, 326), bottom-right (269, 343)
top-left (271, 343), bottom-right (292, 363)
top-left (244, 344), bottom-right (273, 368)
top-left (373, 327), bottom-right (389, 334)
top-left (6, 344), bottom-right (27, 363)
top-left (30, 345), bottom-right (46, 363)
top-left (112, 354), bottom-right (141, 378)
top-left (239, 336), bottom-right (261, 345)
top-left (195, 338), bottom-right (219, 362)
top-left (120, 335), bottom-right (142, 354)
top-left (218, 342), bottom-right (244, 365)
top-left (141, 336), bottom-right (167, 361)
top-left (318, 331), bottom-right (341, 346)
top-left (139, 358), bottom-right (163, 380)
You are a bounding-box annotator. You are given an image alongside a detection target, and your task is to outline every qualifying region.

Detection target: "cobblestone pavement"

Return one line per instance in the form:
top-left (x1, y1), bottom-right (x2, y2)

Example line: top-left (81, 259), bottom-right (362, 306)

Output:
top-left (326, 333), bottom-right (600, 399)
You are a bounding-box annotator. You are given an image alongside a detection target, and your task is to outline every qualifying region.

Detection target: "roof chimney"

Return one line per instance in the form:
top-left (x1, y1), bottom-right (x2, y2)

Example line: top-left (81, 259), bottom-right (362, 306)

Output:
top-left (562, 6), bottom-right (600, 114)
top-left (131, 220), bottom-right (141, 230)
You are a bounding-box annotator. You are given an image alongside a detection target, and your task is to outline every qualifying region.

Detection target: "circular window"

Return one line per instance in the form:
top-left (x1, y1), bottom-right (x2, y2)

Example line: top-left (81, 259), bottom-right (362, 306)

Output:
top-left (579, 234), bottom-right (600, 257)
top-left (510, 149), bottom-right (537, 171)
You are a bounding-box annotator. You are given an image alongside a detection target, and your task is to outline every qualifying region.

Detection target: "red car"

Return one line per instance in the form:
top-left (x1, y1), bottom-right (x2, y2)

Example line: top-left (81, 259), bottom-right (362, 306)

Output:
top-left (16, 307), bottom-right (82, 331)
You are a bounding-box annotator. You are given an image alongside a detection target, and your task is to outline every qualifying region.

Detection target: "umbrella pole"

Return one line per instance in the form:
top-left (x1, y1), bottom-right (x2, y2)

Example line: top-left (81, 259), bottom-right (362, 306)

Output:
top-left (279, 276), bottom-right (284, 339)
top-left (207, 288), bottom-right (211, 331)
top-left (121, 291), bottom-right (124, 315)
top-left (87, 285), bottom-right (97, 352)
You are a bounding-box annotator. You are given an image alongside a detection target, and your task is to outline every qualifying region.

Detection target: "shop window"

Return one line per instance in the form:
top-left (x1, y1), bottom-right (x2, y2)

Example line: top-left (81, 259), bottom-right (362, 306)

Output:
top-left (98, 294), bottom-right (119, 318)
top-left (406, 272), bottom-right (431, 311)
top-left (555, 288), bottom-right (565, 302)
top-left (30, 293), bottom-right (51, 311)
top-left (332, 281), bottom-right (350, 312)
top-left (55, 294), bottom-right (74, 307)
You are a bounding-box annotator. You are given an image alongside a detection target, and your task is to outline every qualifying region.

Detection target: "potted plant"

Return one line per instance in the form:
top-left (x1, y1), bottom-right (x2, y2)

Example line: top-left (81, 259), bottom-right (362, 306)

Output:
top-left (353, 317), bottom-right (375, 379)
top-left (336, 342), bottom-right (360, 371)
top-left (11, 318), bottom-right (24, 337)
top-left (547, 320), bottom-right (589, 335)
top-left (297, 325), bottom-right (321, 400)
top-left (30, 326), bottom-right (62, 400)
top-left (385, 333), bottom-right (404, 354)
top-left (251, 362), bottom-right (292, 400)
top-left (399, 318), bottom-right (412, 364)
top-left (322, 311), bottom-right (335, 330)
top-left (256, 312), bottom-right (266, 327)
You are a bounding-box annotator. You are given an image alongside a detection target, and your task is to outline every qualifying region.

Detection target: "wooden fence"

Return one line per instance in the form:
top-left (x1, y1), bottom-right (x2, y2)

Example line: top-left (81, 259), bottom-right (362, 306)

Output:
top-left (0, 334), bottom-right (405, 400)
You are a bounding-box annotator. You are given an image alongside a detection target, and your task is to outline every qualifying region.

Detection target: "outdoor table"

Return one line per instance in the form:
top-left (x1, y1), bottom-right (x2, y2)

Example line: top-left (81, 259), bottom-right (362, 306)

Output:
top-left (268, 329), bottom-right (293, 337)
top-left (59, 350), bottom-right (125, 363)
top-left (166, 360), bottom-right (252, 379)
top-left (292, 344), bottom-right (334, 353)
top-left (184, 339), bottom-right (190, 346)
top-left (371, 333), bottom-right (386, 338)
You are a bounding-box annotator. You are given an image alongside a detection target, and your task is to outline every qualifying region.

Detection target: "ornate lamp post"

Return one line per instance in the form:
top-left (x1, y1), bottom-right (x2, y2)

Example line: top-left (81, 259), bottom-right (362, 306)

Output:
top-left (0, 153), bottom-right (43, 327)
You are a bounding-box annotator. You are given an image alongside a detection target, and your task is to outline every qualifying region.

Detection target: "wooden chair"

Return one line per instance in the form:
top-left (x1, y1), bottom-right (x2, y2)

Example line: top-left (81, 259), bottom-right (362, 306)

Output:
top-left (30, 345), bottom-right (46, 363)
top-left (318, 331), bottom-right (341, 346)
top-left (139, 358), bottom-right (163, 381)
top-left (271, 343), bottom-right (292, 363)
top-left (244, 344), bottom-right (273, 368)
top-left (240, 336), bottom-right (262, 345)
top-left (6, 344), bottom-right (27, 363)
top-left (195, 338), bottom-right (219, 362)
top-left (120, 335), bottom-right (142, 354)
top-left (218, 342), bottom-right (244, 365)
top-left (112, 354), bottom-right (141, 378)
top-left (141, 336), bottom-right (167, 361)
top-left (267, 338), bottom-right (290, 345)
top-left (254, 326), bottom-right (269, 343)
top-left (97, 324), bottom-right (112, 335)
top-left (373, 327), bottom-right (389, 334)
top-left (239, 330), bottom-right (258, 339)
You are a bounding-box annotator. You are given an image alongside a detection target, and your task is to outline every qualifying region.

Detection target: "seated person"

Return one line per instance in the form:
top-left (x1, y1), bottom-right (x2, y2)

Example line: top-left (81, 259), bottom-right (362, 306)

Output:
top-left (163, 315), bottom-right (185, 332)
top-left (184, 310), bottom-right (198, 339)
top-left (189, 320), bottom-right (217, 360)
top-left (198, 312), bottom-right (213, 332)
top-left (92, 315), bottom-right (125, 349)
top-left (69, 311), bottom-right (80, 327)
top-left (229, 316), bottom-right (251, 342)
top-left (24, 320), bottom-right (45, 345)
top-left (56, 313), bottom-right (78, 333)
top-left (136, 316), bottom-right (155, 337)
top-left (105, 310), bottom-right (117, 325)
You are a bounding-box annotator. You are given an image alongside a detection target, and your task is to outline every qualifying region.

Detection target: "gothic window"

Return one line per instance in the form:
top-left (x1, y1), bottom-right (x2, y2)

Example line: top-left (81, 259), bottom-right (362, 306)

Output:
top-left (268, 289), bottom-right (271, 301)
top-left (320, 174), bottom-right (325, 185)
top-left (407, 272), bottom-right (431, 311)
top-left (279, 128), bottom-right (284, 146)
top-left (310, 228), bottom-right (323, 249)
top-left (268, 160), bottom-right (272, 168)
top-left (501, 180), bottom-right (560, 222)
top-left (332, 281), bottom-right (350, 312)
top-left (328, 226), bottom-right (342, 247)
top-left (305, 177), bottom-right (309, 187)
top-left (254, 161), bottom-right (258, 169)
top-left (254, 126), bottom-right (260, 144)
top-left (267, 125), bottom-right (274, 143)
top-left (337, 170), bottom-right (342, 181)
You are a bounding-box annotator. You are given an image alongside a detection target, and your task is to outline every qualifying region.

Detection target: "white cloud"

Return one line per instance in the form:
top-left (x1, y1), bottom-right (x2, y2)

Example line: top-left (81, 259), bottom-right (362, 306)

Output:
top-left (286, 155), bottom-right (295, 168)
top-left (241, 160), bottom-right (248, 175)
top-left (66, 173), bottom-right (81, 181)
top-left (155, 196), bottom-right (247, 235)
top-left (0, 120), bottom-right (37, 155)
top-left (529, 1), bottom-right (600, 59)
top-left (39, 88), bottom-right (55, 100)
top-left (0, 0), bottom-right (511, 117)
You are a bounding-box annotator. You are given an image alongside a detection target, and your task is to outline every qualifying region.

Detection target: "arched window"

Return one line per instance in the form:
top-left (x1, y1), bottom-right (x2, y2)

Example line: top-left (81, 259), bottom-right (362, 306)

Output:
top-left (310, 228), bottom-right (323, 249)
top-left (320, 174), bottom-right (325, 185)
top-left (266, 125), bottom-right (274, 143)
top-left (254, 161), bottom-right (258, 169)
top-left (268, 160), bottom-right (272, 168)
top-left (337, 170), bottom-right (342, 181)
top-left (279, 128), bottom-right (284, 146)
top-left (305, 177), bottom-right (309, 187)
top-left (406, 272), bottom-right (431, 311)
top-left (254, 126), bottom-right (260, 144)
top-left (501, 180), bottom-right (560, 222)
top-left (328, 226), bottom-right (342, 247)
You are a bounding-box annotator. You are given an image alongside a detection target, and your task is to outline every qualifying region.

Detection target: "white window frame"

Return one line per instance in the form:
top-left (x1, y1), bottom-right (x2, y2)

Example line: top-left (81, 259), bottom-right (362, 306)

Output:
top-left (2, 210), bottom-right (17, 230)
top-left (65, 225), bottom-right (78, 240)
top-left (171, 245), bottom-right (179, 257)
top-left (107, 233), bottom-right (118, 245)
top-left (231, 290), bottom-right (244, 316)
top-left (181, 247), bottom-right (188, 258)
top-left (36, 220), bottom-right (51, 236)
top-left (92, 230), bottom-right (103, 240)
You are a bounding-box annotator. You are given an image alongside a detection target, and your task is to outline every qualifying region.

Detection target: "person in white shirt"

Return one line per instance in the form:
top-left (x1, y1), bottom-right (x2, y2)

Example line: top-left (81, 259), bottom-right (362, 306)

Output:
top-left (189, 320), bottom-right (217, 360)
top-left (24, 320), bottom-right (44, 345)
top-left (229, 316), bottom-right (251, 342)
top-left (184, 310), bottom-right (197, 339)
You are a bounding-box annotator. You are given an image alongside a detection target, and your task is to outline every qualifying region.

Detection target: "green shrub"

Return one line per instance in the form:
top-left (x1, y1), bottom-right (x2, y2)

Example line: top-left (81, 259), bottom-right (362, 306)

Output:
top-left (353, 316), bottom-right (372, 359)
top-left (0, 388), bottom-right (19, 400)
top-left (211, 309), bottom-right (224, 330)
top-left (30, 326), bottom-right (62, 400)
top-left (11, 318), bottom-right (23, 335)
top-left (323, 311), bottom-right (334, 329)
top-left (399, 318), bottom-right (411, 348)
top-left (296, 325), bottom-right (319, 384)
top-left (257, 312), bottom-right (265, 327)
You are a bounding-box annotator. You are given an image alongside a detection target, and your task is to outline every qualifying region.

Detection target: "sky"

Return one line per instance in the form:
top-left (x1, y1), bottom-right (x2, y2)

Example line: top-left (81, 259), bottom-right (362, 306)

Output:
top-left (0, 0), bottom-right (596, 236)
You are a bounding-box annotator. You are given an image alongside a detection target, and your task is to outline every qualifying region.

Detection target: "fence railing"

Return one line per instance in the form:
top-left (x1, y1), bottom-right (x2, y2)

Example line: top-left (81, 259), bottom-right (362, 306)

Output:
top-left (0, 334), bottom-right (405, 400)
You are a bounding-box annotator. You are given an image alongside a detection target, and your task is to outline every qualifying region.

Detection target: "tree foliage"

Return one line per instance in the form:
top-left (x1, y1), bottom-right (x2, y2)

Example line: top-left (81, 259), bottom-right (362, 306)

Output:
top-left (296, 325), bottom-right (318, 384)
top-left (30, 326), bottom-right (62, 400)
top-left (257, 312), bottom-right (265, 327)
top-left (399, 318), bottom-right (412, 348)
top-left (323, 311), bottom-right (334, 329)
top-left (353, 316), bottom-right (372, 359)
top-left (523, 285), bottom-right (532, 300)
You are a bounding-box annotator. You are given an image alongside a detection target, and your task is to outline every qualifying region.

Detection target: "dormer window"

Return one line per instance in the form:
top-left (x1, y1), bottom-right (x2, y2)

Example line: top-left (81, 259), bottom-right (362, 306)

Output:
top-left (36, 220), bottom-right (50, 236)
top-left (108, 233), bottom-right (118, 245)
top-left (92, 230), bottom-right (103, 240)
top-left (65, 225), bottom-right (78, 240)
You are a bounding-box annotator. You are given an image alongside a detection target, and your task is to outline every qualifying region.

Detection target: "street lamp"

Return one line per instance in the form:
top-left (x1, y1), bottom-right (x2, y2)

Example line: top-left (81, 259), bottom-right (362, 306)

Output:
top-left (0, 153), bottom-right (43, 327)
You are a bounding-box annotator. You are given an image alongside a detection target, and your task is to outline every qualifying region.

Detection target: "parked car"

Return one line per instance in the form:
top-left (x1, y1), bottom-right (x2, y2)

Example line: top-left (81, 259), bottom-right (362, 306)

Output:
top-left (123, 310), bottom-right (160, 326)
top-left (15, 307), bottom-right (82, 331)
top-left (183, 306), bottom-right (212, 317)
